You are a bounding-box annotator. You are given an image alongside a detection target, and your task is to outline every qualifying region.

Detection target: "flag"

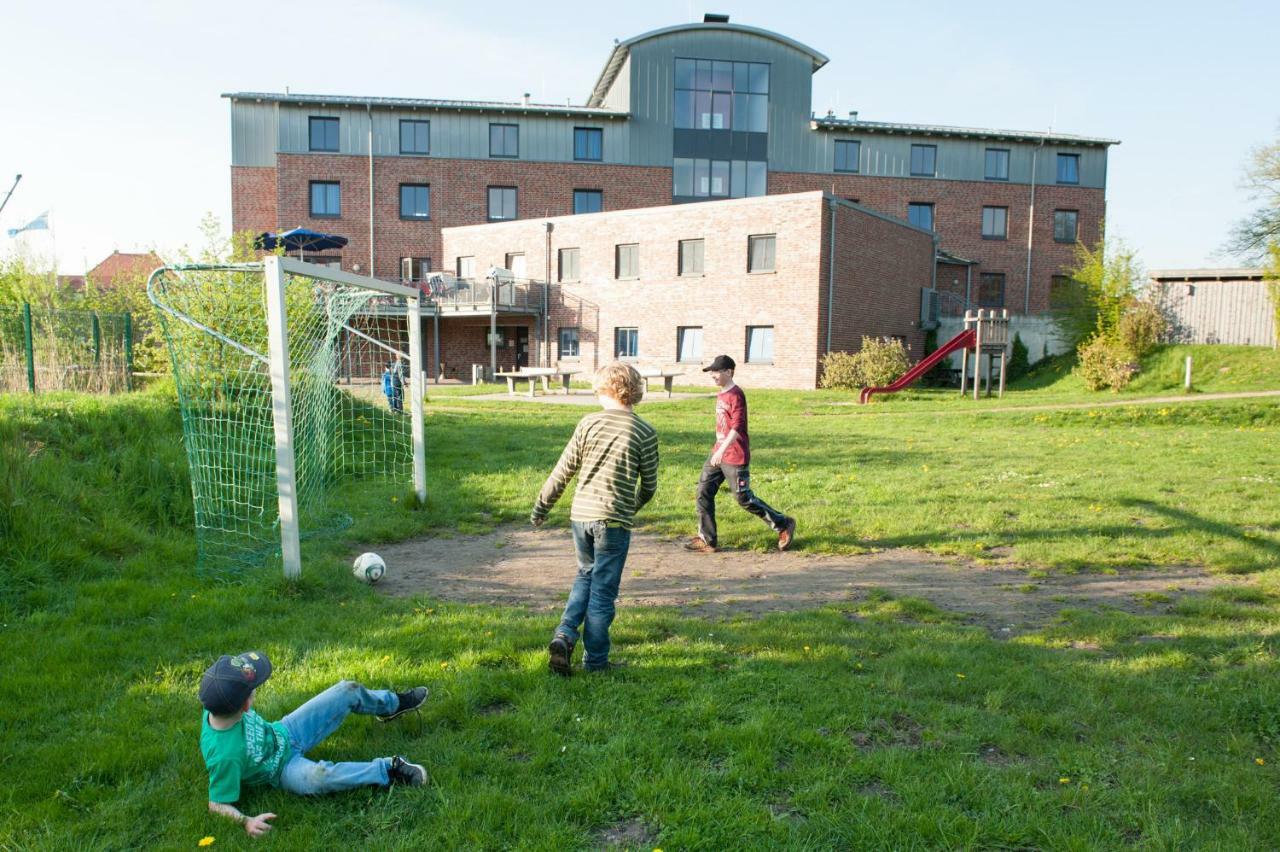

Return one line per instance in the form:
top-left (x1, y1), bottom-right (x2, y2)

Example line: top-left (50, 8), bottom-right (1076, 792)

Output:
top-left (7, 211), bottom-right (49, 237)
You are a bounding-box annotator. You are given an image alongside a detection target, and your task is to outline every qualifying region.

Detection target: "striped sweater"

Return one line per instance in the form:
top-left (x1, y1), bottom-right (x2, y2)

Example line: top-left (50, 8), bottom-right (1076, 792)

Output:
top-left (532, 409), bottom-right (659, 528)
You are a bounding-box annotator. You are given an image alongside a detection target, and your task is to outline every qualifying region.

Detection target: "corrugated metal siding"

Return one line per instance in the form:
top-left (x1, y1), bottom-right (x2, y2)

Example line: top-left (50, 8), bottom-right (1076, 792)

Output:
top-left (1148, 280), bottom-right (1277, 347)
top-left (230, 101), bottom-right (278, 167)
top-left (602, 56), bottom-right (631, 112)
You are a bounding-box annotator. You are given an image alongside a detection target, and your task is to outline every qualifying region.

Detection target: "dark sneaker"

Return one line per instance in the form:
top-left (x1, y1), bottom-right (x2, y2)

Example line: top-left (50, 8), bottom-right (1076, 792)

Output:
top-left (388, 755), bottom-right (427, 786)
top-left (777, 517), bottom-right (797, 552)
top-left (548, 633), bottom-right (574, 677)
top-left (377, 686), bottom-right (429, 722)
top-left (584, 659), bottom-right (629, 674)
top-left (683, 536), bottom-right (718, 554)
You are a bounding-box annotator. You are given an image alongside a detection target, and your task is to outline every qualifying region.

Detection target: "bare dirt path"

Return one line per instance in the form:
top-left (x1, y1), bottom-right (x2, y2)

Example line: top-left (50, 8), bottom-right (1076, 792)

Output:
top-left (373, 527), bottom-right (1243, 634)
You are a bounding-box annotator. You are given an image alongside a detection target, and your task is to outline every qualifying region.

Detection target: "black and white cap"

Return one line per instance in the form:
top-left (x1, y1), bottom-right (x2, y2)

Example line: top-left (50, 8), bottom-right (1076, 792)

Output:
top-left (199, 651), bottom-right (273, 715)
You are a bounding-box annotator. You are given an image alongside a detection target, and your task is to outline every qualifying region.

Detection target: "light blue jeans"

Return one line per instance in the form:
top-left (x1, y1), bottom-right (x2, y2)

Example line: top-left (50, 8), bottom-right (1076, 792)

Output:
top-left (277, 681), bottom-right (398, 795)
top-left (556, 520), bottom-right (632, 670)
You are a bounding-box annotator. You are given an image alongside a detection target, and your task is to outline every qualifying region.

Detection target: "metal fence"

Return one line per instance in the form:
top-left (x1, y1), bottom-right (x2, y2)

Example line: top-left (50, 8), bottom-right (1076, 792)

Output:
top-left (0, 303), bottom-right (135, 393)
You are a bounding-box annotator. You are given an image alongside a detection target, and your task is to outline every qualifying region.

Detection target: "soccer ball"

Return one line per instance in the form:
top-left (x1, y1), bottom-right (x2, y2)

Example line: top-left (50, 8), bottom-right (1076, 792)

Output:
top-left (352, 552), bottom-right (386, 584)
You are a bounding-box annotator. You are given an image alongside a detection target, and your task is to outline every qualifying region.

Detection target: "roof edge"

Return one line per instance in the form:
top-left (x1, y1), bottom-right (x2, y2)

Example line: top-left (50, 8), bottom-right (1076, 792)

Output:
top-left (223, 92), bottom-right (627, 118)
top-left (811, 117), bottom-right (1119, 147)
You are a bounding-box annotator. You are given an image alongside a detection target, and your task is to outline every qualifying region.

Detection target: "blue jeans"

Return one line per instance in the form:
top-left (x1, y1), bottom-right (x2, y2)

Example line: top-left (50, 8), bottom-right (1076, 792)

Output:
top-left (277, 681), bottom-right (398, 795)
top-left (556, 520), bottom-right (632, 669)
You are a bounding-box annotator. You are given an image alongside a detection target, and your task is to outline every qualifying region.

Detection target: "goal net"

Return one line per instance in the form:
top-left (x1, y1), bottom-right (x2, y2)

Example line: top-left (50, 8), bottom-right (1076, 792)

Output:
top-left (148, 258), bottom-right (425, 577)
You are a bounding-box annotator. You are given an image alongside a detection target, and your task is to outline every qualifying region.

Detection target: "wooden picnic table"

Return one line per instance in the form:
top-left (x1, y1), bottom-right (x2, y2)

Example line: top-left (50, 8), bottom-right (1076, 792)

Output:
top-left (493, 368), bottom-right (581, 397)
top-left (638, 369), bottom-right (684, 399)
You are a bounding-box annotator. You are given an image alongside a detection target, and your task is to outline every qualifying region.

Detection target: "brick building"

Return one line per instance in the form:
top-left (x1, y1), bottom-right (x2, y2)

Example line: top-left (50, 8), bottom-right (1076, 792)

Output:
top-left (436, 190), bottom-right (934, 389)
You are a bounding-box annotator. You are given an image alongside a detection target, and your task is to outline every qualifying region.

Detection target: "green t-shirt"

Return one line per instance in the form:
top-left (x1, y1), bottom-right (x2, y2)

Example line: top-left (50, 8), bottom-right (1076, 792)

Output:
top-left (200, 709), bottom-right (292, 803)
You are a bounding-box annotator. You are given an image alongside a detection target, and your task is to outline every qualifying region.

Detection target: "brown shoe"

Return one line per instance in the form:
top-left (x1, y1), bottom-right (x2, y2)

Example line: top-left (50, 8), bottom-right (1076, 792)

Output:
top-left (683, 536), bottom-right (718, 554)
top-left (777, 517), bottom-right (796, 552)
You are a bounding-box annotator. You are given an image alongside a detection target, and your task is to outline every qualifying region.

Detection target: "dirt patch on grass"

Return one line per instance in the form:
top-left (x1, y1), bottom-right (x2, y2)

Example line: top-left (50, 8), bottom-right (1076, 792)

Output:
top-left (372, 527), bottom-right (1243, 633)
top-left (593, 818), bottom-right (655, 848)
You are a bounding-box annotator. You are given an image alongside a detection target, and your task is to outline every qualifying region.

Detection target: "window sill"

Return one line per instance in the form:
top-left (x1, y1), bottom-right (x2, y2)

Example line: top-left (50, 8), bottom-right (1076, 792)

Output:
top-left (984, 177), bottom-right (1009, 182)
top-left (981, 236), bottom-right (1007, 241)
top-left (616, 276), bottom-right (639, 282)
top-left (400, 216), bottom-right (431, 222)
top-left (1057, 181), bottom-right (1080, 186)
top-left (308, 148), bottom-right (339, 154)
top-left (745, 360), bottom-right (774, 366)
top-left (489, 154), bottom-right (519, 160)
top-left (679, 273), bottom-right (705, 279)
top-left (310, 214), bottom-right (340, 219)
top-left (909, 173), bottom-right (936, 178)
top-left (399, 151), bottom-right (431, 157)
top-left (1054, 238), bottom-right (1078, 244)
top-left (833, 169), bottom-right (859, 175)
top-left (748, 269), bottom-right (776, 275)
top-left (573, 158), bottom-right (603, 163)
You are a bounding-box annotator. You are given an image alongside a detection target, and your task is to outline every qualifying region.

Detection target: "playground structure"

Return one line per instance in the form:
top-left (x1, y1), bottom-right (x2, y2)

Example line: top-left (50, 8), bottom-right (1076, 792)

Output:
top-left (859, 309), bottom-right (1010, 404)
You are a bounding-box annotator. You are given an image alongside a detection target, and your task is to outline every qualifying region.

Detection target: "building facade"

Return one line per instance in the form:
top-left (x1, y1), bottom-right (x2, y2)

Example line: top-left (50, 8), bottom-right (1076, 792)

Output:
top-left (226, 17), bottom-right (1116, 318)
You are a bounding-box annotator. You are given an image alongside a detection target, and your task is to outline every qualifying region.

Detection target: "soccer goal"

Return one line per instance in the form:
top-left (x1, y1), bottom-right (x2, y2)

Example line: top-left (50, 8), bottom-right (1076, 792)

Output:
top-left (147, 257), bottom-right (425, 578)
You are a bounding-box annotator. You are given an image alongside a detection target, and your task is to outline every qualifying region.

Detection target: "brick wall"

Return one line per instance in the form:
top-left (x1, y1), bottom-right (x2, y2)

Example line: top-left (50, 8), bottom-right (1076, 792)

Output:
top-left (230, 166), bottom-right (278, 237)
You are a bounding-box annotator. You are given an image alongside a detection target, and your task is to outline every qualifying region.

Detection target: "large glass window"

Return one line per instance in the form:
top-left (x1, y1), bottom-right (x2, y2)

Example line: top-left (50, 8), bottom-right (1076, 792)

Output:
top-left (573, 189), bottom-right (603, 214)
top-left (487, 186), bottom-right (517, 221)
top-left (677, 326), bottom-right (703, 362)
top-left (978, 273), bottom-right (1005, 308)
top-left (746, 326), bottom-right (774, 363)
top-left (673, 158), bottom-right (767, 198)
top-left (614, 327), bottom-right (638, 359)
top-left (615, 243), bottom-right (639, 279)
top-left (504, 253), bottom-right (526, 278)
top-left (748, 234), bottom-right (776, 273)
top-left (456, 256), bottom-right (475, 279)
top-left (489, 123), bottom-right (519, 158)
top-left (573, 127), bottom-right (603, 161)
top-left (309, 117), bottom-right (339, 152)
top-left (400, 120), bottom-right (429, 154)
top-left (834, 140), bottom-right (860, 173)
top-left (400, 257), bottom-right (431, 281)
top-left (399, 184), bottom-right (430, 219)
top-left (908, 202), bottom-right (934, 230)
top-left (981, 206), bottom-right (1007, 240)
top-left (910, 144), bottom-right (937, 177)
top-left (309, 181), bottom-right (340, 217)
top-left (674, 58), bottom-right (769, 132)
top-left (679, 239), bottom-right (705, 276)
top-left (1057, 153), bottom-right (1080, 184)
top-left (1054, 209), bottom-right (1079, 242)
top-left (558, 327), bottom-right (580, 359)
top-left (985, 148), bottom-right (1009, 181)
top-left (558, 248), bottom-right (580, 282)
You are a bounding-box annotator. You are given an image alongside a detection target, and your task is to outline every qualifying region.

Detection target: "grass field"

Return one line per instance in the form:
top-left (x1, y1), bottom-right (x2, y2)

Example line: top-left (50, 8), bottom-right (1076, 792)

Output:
top-left (2, 345), bottom-right (1278, 848)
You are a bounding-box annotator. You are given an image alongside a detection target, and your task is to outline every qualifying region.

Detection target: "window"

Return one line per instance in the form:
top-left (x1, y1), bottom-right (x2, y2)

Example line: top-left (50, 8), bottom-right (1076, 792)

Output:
top-left (907, 202), bottom-right (934, 231)
top-left (558, 248), bottom-right (580, 282)
top-left (978, 273), bottom-right (1005, 308)
top-left (573, 127), bottom-right (603, 161)
top-left (748, 234), bottom-right (776, 273)
top-left (1054, 210), bottom-right (1079, 243)
top-left (309, 181), bottom-right (340, 217)
top-left (834, 140), bottom-right (860, 173)
top-left (677, 326), bottom-right (703, 362)
top-left (910, 144), bottom-right (936, 177)
top-left (679, 239), bottom-right (705, 276)
top-left (674, 58), bottom-right (769, 132)
top-left (456, 256), bottom-right (475, 279)
top-left (504, 253), bottom-right (526, 278)
top-left (400, 257), bottom-right (431, 281)
top-left (1050, 275), bottom-right (1076, 311)
top-left (573, 190), bottom-right (603, 214)
top-left (981, 206), bottom-right (1008, 240)
top-left (1057, 153), bottom-right (1080, 184)
top-left (309, 117), bottom-right (339, 152)
top-left (558, 327), bottom-right (580, 359)
top-left (985, 148), bottom-right (1009, 181)
top-left (615, 243), bottom-right (639, 279)
top-left (489, 123), bottom-right (519, 158)
top-left (487, 186), bottom-right (517, 221)
top-left (399, 184), bottom-right (430, 219)
top-left (614, 327), bottom-right (638, 359)
top-left (400, 120), bottom-right (429, 154)
top-left (672, 158), bottom-right (766, 198)
top-left (746, 326), bottom-right (774, 363)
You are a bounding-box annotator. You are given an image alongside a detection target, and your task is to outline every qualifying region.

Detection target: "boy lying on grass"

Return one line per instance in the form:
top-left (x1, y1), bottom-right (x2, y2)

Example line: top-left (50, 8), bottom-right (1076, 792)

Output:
top-left (199, 651), bottom-right (429, 837)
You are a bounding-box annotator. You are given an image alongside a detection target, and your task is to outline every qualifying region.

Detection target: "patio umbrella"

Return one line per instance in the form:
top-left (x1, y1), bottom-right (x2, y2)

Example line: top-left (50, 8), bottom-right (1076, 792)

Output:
top-left (255, 228), bottom-right (349, 260)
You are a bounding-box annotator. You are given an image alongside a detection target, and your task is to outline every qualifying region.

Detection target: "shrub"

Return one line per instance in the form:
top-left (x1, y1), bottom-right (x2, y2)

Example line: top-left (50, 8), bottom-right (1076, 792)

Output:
top-left (1007, 333), bottom-right (1030, 382)
top-left (1117, 299), bottom-right (1166, 357)
top-left (1076, 335), bottom-right (1139, 392)
top-left (820, 337), bottom-right (910, 390)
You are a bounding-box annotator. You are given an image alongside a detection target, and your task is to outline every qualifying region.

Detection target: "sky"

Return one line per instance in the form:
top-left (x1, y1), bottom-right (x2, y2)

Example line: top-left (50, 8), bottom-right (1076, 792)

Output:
top-left (0, 0), bottom-right (1276, 274)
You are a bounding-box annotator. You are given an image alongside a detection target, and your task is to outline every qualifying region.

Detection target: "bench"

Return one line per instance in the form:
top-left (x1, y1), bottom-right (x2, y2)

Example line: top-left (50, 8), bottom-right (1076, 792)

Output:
top-left (637, 369), bottom-right (684, 399)
top-left (493, 368), bottom-right (581, 397)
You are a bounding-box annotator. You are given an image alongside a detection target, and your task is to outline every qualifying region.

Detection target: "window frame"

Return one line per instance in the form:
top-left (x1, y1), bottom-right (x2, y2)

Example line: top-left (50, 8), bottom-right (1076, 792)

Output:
top-left (834, 139), bottom-right (861, 173)
top-left (456, 256), bottom-right (476, 279)
top-left (1056, 153), bottom-right (1080, 185)
top-left (400, 256), bottom-right (431, 281)
top-left (573, 127), bottom-right (603, 162)
top-left (558, 248), bottom-right (580, 283)
top-left (614, 327), bottom-right (639, 360)
top-left (977, 272), bottom-right (1006, 309)
top-left (615, 243), bottom-right (640, 280)
top-left (678, 239), bottom-right (705, 277)
top-left (910, 143), bottom-right (937, 177)
top-left (308, 116), bottom-right (339, 152)
top-left (745, 325), bottom-right (775, 364)
top-left (398, 183), bottom-right (431, 220)
top-left (557, 326), bottom-right (581, 360)
top-left (487, 186), bottom-right (518, 221)
top-left (573, 189), bottom-right (603, 215)
top-left (309, 180), bottom-right (341, 218)
top-left (489, 123), bottom-right (520, 158)
top-left (1053, 209), bottom-right (1079, 243)
top-left (984, 147), bottom-right (1010, 181)
top-left (981, 205), bottom-right (1008, 241)
top-left (747, 234), bottom-right (776, 273)
top-left (677, 326), bottom-right (704, 363)
top-left (399, 119), bottom-right (430, 155)
top-left (907, 202), bottom-right (934, 231)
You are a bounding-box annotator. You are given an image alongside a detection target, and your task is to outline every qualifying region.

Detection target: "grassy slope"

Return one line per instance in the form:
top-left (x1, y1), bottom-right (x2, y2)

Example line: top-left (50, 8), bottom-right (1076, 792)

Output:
top-left (2, 363), bottom-right (1280, 848)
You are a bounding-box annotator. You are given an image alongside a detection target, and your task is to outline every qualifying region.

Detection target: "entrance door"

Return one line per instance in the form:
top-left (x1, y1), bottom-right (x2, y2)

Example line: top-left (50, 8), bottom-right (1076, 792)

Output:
top-left (515, 327), bottom-right (530, 367)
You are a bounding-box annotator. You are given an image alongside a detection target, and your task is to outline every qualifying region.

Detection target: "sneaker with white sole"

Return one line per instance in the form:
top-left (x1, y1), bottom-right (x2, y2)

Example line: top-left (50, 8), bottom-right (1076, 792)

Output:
top-left (548, 633), bottom-right (574, 677)
top-left (388, 755), bottom-right (428, 786)
top-left (377, 686), bottom-right (429, 722)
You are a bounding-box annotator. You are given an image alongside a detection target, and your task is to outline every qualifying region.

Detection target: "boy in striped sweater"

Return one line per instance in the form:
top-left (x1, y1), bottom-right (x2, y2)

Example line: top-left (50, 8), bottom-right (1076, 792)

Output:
top-left (531, 363), bottom-right (659, 675)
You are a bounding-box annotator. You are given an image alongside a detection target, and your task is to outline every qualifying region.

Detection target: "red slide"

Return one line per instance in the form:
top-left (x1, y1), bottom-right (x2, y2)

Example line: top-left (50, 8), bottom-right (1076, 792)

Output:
top-left (859, 328), bottom-right (976, 404)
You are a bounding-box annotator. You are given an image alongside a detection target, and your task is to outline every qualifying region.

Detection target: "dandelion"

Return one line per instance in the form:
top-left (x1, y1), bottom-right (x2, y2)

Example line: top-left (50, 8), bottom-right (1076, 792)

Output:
top-left (956, 673), bottom-right (966, 679)
top-left (380, 655), bottom-right (391, 663)
top-left (198, 838), bottom-right (215, 848)
top-left (921, 464), bottom-right (929, 472)
top-left (391, 496), bottom-right (399, 503)
top-left (1059, 777), bottom-right (1070, 785)
top-left (440, 661), bottom-right (449, 669)
top-left (855, 663), bottom-right (863, 669)
top-left (1256, 757), bottom-right (1266, 766)
top-left (803, 645), bottom-right (811, 652)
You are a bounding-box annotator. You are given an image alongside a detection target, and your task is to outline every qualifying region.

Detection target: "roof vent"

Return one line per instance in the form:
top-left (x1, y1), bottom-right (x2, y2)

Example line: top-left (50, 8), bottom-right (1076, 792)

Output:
top-left (522, 92), bottom-right (530, 106)
top-left (848, 110), bottom-right (859, 121)
top-left (703, 13), bottom-right (730, 23)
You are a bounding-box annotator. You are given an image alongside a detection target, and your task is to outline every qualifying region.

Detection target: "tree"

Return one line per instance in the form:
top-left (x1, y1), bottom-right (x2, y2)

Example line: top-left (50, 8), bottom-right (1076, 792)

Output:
top-left (1051, 236), bottom-right (1146, 349)
top-left (1266, 241), bottom-right (1280, 347)
top-left (1226, 132), bottom-right (1280, 262)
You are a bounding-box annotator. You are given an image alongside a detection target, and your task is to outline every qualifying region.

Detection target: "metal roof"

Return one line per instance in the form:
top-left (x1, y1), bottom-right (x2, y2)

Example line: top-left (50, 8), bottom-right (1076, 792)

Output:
top-left (587, 22), bottom-right (829, 108)
top-left (811, 116), bottom-right (1120, 147)
top-left (222, 92), bottom-right (628, 119)
top-left (1149, 268), bottom-right (1267, 281)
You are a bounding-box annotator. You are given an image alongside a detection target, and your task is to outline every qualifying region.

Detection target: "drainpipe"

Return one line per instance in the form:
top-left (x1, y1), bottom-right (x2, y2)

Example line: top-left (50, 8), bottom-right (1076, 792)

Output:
top-left (825, 198), bottom-right (837, 354)
top-left (1024, 134), bottom-right (1046, 315)
top-left (367, 103), bottom-right (375, 276)
top-left (544, 222), bottom-right (554, 367)
top-left (965, 264), bottom-right (973, 305)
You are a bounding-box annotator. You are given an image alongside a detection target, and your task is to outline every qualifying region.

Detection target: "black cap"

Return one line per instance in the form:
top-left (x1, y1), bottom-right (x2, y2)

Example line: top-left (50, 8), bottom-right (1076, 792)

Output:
top-left (199, 651), bottom-right (273, 715)
top-left (702, 354), bottom-right (736, 372)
